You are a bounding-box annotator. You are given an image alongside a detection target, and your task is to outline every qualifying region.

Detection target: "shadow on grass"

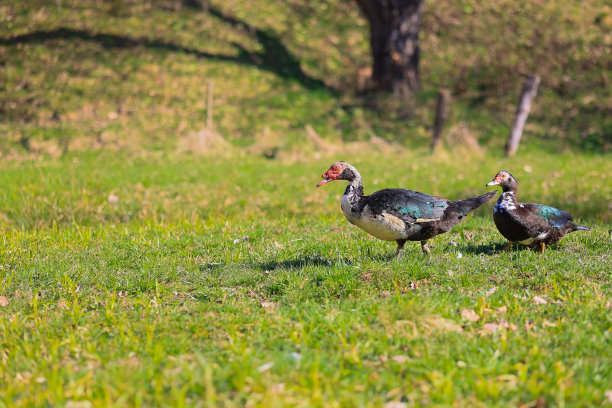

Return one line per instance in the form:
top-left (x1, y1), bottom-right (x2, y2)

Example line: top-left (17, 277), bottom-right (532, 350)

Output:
top-left (460, 242), bottom-right (537, 255)
top-left (458, 242), bottom-right (498, 256)
top-left (199, 256), bottom-right (352, 273)
top-left (255, 256), bottom-right (354, 271)
top-left (0, 5), bottom-right (329, 91)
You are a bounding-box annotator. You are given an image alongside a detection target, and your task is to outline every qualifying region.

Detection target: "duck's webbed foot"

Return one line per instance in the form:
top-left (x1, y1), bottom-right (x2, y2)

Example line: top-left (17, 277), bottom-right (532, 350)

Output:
top-left (501, 241), bottom-right (513, 252)
top-left (395, 239), bottom-right (406, 258)
top-left (420, 240), bottom-right (431, 255)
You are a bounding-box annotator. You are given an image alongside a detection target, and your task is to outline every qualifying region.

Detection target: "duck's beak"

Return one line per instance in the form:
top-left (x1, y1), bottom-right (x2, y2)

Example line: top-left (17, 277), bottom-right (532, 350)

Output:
top-left (317, 176), bottom-right (332, 187)
top-left (486, 178), bottom-right (500, 186)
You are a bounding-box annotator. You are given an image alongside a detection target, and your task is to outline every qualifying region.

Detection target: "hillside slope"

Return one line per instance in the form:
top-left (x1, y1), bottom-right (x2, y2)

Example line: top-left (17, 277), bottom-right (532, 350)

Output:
top-left (1, 0), bottom-right (611, 156)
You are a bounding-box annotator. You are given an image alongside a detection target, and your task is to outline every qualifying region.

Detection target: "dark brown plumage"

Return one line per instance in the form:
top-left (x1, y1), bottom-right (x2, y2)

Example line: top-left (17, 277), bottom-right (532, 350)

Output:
top-left (486, 171), bottom-right (590, 251)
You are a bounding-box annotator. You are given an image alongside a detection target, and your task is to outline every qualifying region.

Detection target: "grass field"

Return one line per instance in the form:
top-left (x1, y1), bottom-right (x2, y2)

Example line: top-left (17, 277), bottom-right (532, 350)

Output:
top-left (1, 0), bottom-right (612, 406)
top-left (0, 150), bottom-right (610, 407)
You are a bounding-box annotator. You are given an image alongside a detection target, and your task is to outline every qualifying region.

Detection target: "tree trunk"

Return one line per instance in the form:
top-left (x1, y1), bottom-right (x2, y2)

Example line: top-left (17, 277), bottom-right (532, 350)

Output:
top-left (356, 0), bottom-right (424, 100)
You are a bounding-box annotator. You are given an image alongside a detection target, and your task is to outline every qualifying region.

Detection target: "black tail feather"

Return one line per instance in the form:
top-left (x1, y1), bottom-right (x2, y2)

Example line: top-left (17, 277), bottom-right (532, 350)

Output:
top-left (453, 191), bottom-right (497, 216)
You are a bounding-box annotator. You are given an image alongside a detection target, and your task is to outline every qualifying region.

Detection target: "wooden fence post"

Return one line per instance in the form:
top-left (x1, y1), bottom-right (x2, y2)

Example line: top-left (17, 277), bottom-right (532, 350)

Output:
top-left (206, 80), bottom-right (214, 131)
top-left (200, 80), bottom-right (214, 147)
top-left (505, 75), bottom-right (540, 157)
top-left (431, 89), bottom-right (450, 152)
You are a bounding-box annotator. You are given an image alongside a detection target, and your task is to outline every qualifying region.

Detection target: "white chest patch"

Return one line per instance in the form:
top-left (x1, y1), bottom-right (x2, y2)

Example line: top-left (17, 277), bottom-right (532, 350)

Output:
top-left (341, 194), bottom-right (352, 216)
top-left (343, 204), bottom-right (407, 241)
top-left (495, 192), bottom-right (517, 213)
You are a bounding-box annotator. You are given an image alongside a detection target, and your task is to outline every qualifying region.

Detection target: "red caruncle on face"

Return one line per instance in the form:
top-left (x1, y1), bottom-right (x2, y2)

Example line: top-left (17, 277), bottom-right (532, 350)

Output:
top-left (317, 162), bottom-right (346, 187)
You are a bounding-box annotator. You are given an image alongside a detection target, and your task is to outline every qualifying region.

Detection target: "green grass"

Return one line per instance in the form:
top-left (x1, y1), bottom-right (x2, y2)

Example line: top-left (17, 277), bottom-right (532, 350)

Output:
top-left (0, 150), bottom-right (610, 406)
top-left (1, 0), bottom-right (611, 405)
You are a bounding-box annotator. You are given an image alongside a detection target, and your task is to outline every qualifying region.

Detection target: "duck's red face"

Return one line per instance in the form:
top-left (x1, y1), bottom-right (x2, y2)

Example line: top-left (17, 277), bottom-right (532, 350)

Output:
top-left (317, 162), bottom-right (346, 187)
top-left (487, 171), bottom-right (512, 186)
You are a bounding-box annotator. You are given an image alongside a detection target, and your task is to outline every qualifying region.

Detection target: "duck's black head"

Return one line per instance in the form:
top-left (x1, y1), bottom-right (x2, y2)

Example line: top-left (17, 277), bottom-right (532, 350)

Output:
top-left (316, 161), bottom-right (360, 187)
top-left (487, 170), bottom-right (518, 192)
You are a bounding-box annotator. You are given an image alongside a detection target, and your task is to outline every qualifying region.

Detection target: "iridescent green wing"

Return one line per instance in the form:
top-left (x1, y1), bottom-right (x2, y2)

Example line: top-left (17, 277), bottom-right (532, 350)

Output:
top-left (368, 189), bottom-right (448, 223)
top-left (525, 203), bottom-right (572, 228)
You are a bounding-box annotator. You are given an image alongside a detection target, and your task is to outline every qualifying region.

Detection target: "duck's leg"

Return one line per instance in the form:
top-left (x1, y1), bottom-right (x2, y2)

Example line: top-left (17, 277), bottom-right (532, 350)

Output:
top-left (501, 241), bottom-right (513, 252)
top-left (395, 239), bottom-right (406, 258)
top-left (420, 241), bottom-right (431, 255)
top-left (538, 242), bottom-right (546, 253)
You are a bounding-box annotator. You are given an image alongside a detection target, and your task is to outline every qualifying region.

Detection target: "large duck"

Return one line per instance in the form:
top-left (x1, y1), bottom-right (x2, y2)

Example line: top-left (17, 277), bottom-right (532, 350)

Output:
top-left (317, 161), bottom-right (497, 256)
top-left (486, 170), bottom-right (590, 251)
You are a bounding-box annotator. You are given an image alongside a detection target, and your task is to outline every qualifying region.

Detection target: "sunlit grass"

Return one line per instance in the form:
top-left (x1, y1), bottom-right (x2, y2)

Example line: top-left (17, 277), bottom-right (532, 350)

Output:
top-left (1, 0), bottom-right (611, 405)
top-left (0, 150), bottom-right (610, 406)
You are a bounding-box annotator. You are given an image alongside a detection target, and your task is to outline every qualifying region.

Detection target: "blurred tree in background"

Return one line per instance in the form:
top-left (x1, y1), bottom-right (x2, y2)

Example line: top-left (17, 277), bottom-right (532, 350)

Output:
top-left (356, 0), bottom-right (424, 100)
top-left (1, 0), bottom-right (610, 154)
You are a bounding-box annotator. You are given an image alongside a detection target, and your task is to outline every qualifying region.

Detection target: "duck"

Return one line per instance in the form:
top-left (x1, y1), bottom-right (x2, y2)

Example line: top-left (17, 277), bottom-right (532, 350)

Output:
top-left (317, 161), bottom-right (497, 257)
top-left (486, 170), bottom-right (590, 252)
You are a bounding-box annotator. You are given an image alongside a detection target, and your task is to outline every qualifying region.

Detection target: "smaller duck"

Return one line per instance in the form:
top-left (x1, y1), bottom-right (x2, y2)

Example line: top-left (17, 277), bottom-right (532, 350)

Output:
top-left (486, 171), bottom-right (590, 252)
